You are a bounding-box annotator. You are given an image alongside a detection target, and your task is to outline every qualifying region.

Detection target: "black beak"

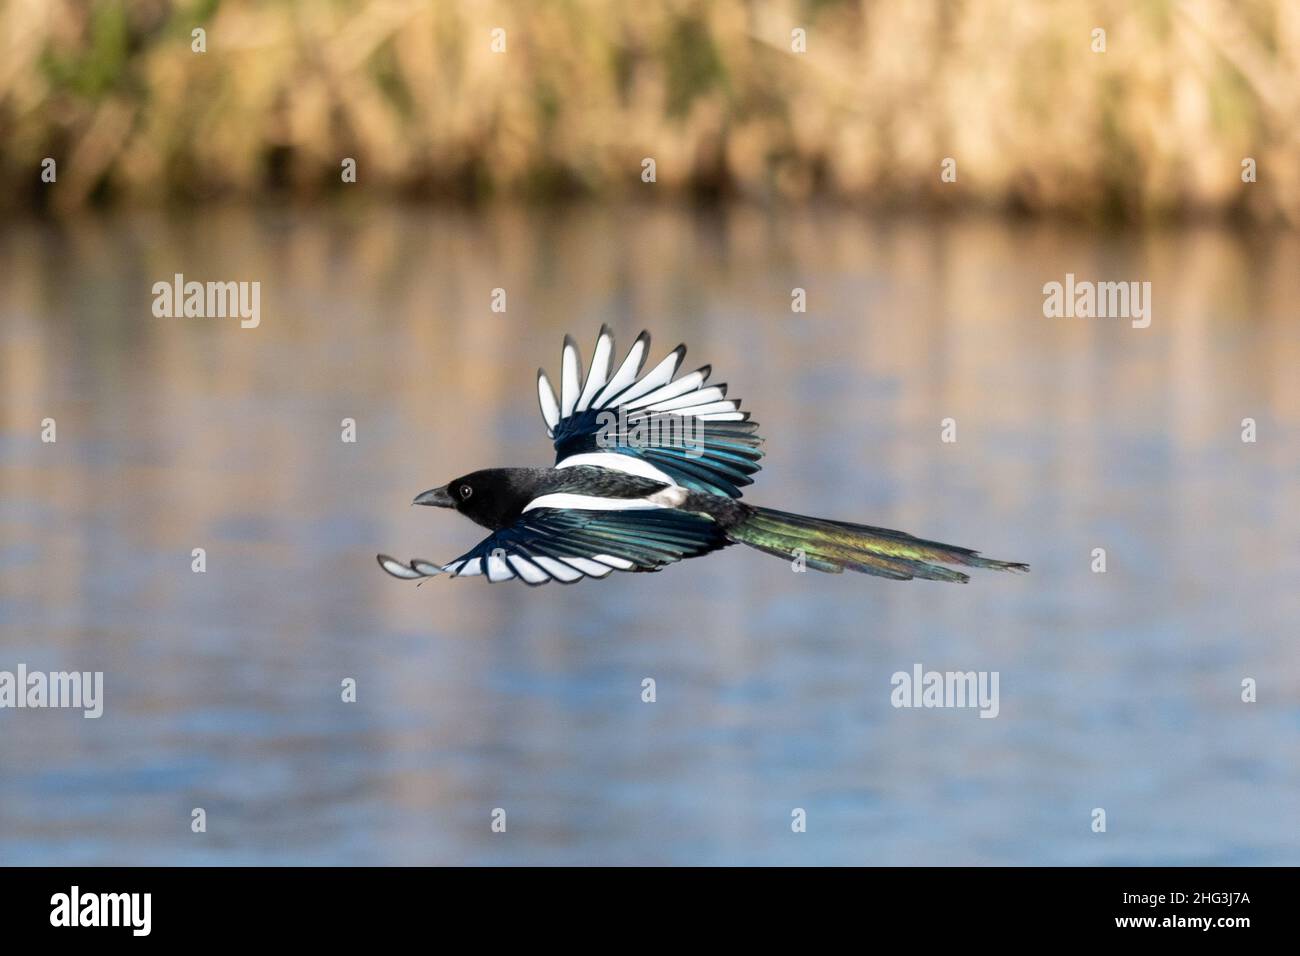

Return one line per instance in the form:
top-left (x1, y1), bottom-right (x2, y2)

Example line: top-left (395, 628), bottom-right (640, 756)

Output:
top-left (413, 486), bottom-right (455, 508)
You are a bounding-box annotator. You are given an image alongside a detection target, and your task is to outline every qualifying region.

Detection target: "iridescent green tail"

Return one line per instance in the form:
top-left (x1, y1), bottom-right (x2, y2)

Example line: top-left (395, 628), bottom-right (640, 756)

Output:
top-left (728, 507), bottom-right (1029, 583)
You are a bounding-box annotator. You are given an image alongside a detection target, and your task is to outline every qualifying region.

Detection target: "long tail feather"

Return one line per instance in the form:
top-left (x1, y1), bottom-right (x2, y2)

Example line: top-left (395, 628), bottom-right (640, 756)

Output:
top-left (728, 507), bottom-right (1029, 583)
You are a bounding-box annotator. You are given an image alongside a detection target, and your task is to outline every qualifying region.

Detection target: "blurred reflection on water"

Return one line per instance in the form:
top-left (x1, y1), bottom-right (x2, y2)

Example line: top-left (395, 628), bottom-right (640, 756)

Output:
top-left (1, 205), bottom-right (1297, 865)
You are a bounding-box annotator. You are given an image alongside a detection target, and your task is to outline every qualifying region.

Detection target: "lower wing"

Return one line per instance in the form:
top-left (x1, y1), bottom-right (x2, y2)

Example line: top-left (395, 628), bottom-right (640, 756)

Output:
top-left (378, 506), bottom-right (730, 586)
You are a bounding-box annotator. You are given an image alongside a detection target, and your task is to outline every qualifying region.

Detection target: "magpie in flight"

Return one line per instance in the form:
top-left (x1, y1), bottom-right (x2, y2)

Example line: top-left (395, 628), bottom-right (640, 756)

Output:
top-left (378, 328), bottom-right (1028, 585)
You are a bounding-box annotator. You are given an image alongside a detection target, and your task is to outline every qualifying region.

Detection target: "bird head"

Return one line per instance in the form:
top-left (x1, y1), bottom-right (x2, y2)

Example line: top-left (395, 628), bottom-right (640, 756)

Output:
top-left (413, 468), bottom-right (523, 530)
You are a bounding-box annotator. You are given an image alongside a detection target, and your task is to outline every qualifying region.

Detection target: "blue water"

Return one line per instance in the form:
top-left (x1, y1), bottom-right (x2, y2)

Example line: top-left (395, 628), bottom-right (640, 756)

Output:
top-left (1, 206), bottom-right (1297, 864)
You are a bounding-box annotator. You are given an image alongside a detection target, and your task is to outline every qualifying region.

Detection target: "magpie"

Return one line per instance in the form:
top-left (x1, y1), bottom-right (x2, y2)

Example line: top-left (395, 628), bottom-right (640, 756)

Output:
top-left (377, 328), bottom-right (1028, 585)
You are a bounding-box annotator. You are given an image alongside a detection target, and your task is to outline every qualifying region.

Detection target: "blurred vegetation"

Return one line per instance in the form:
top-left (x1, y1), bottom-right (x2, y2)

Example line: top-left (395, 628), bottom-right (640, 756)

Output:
top-left (2, 0), bottom-right (1299, 221)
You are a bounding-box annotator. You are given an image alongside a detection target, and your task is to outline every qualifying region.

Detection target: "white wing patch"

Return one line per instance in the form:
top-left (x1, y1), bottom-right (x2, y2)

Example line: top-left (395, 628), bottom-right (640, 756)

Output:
top-left (485, 552), bottom-right (512, 582)
top-left (521, 493), bottom-right (669, 513)
top-left (378, 549), bottom-right (624, 586)
top-left (537, 370), bottom-right (561, 434)
top-left (592, 331), bottom-right (649, 408)
top-left (606, 346), bottom-right (684, 407)
top-left (560, 336), bottom-right (581, 418)
top-left (575, 328), bottom-right (614, 412)
top-left (624, 368), bottom-right (709, 409)
top-left (377, 555), bottom-right (426, 579)
top-left (532, 556), bottom-right (584, 582)
top-left (508, 555), bottom-right (550, 584)
top-left (561, 556), bottom-right (615, 577)
top-left (644, 386), bottom-right (726, 413)
top-left (541, 327), bottom-right (749, 438)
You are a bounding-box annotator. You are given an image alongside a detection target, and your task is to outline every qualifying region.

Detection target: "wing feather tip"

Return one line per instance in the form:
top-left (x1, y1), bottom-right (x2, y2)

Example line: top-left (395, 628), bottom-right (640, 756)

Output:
top-left (377, 554), bottom-right (424, 580)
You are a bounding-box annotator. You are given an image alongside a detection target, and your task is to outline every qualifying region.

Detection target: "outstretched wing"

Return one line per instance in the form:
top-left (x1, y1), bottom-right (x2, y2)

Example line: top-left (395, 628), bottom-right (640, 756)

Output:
top-left (377, 507), bottom-right (730, 585)
top-left (536, 327), bottom-right (763, 498)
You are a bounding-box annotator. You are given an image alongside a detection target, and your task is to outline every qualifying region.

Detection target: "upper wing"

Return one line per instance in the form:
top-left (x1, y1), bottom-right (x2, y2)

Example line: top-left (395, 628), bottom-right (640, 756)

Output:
top-left (377, 506), bottom-right (730, 586)
top-left (536, 327), bottom-right (763, 498)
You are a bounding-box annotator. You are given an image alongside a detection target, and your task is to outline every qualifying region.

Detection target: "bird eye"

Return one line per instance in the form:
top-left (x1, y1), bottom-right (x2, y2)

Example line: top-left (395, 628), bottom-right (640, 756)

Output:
top-left (459, 484), bottom-right (473, 499)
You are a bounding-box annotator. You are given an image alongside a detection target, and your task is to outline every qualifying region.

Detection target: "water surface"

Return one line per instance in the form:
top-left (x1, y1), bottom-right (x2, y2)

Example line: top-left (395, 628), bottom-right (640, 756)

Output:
top-left (1, 205), bottom-right (1297, 864)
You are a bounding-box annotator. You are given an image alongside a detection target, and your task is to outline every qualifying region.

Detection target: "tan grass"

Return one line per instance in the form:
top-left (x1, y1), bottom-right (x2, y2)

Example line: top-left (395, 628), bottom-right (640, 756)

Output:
top-left (1, 0), bottom-right (1297, 220)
